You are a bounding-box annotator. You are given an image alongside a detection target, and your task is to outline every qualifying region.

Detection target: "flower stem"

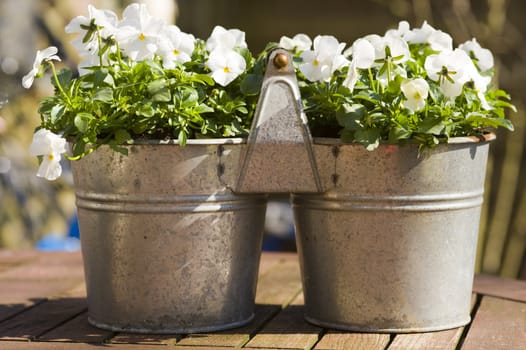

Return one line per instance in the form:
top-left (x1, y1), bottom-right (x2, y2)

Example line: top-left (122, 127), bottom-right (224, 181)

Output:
top-left (49, 62), bottom-right (72, 106)
top-left (368, 68), bottom-right (376, 93)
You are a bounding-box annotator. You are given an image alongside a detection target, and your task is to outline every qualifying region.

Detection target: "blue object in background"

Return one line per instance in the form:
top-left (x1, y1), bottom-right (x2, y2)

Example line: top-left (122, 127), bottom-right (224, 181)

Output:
top-left (35, 213), bottom-right (80, 251)
top-left (68, 213), bottom-right (80, 238)
top-left (35, 234), bottom-right (80, 252)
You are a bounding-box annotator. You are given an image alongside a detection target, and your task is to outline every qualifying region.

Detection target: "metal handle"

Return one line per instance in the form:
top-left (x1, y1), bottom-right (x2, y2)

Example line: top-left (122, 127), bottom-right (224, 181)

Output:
top-left (234, 48), bottom-right (323, 193)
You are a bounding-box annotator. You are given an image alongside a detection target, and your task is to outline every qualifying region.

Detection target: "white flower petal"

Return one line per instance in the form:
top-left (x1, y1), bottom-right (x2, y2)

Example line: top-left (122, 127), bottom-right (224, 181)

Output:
top-left (30, 129), bottom-right (66, 181)
top-left (206, 25), bottom-right (247, 51)
top-left (342, 63), bottom-right (359, 92)
top-left (206, 49), bottom-right (246, 86)
top-left (22, 68), bottom-right (37, 89)
top-left (22, 46), bottom-right (60, 89)
top-left (279, 33), bottom-right (312, 51)
top-left (29, 129), bottom-right (66, 157)
top-left (459, 38), bottom-right (494, 71)
top-left (428, 30), bottom-right (453, 52)
top-left (36, 155), bottom-right (63, 181)
top-left (350, 38), bottom-right (376, 69)
top-left (401, 78), bottom-right (429, 112)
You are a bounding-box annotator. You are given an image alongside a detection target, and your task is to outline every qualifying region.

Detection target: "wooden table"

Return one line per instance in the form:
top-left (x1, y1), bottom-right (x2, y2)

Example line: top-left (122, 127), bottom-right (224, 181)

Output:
top-left (0, 250), bottom-right (525, 350)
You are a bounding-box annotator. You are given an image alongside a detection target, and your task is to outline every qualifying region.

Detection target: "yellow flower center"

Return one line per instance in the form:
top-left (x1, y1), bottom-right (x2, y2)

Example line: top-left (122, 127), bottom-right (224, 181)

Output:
top-left (173, 49), bottom-right (179, 56)
top-left (139, 33), bottom-right (146, 41)
top-left (48, 154), bottom-right (54, 161)
top-left (313, 59), bottom-right (319, 66)
top-left (223, 67), bottom-right (230, 73)
top-left (413, 92), bottom-right (422, 100)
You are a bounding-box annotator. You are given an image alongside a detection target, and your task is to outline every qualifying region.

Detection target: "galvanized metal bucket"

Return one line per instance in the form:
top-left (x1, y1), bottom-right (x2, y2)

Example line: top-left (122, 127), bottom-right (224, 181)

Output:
top-left (71, 139), bottom-right (267, 333)
top-left (292, 135), bottom-right (493, 332)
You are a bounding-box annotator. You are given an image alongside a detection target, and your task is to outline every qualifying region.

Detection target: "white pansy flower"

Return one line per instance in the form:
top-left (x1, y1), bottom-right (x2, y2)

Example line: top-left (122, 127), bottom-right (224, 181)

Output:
top-left (342, 39), bottom-right (376, 92)
top-left (299, 35), bottom-right (348, 82)
top-left (458, 38), bottom-right (494, 72)
top-left (455, 50), bottom-right (492, 109)
top-left (346, 38), bottom-right (376, 69)
top-left (22, 46), bottom-right (61, 89)
top-left (342, 62), bottom-right (359, 92)
top-left (425, 49), bottom-right (472, 98)
top-left (279, 34), bottom-right (312, 52)
top-left (206, 25), bottom-right (247, 51)
top-left (385, 21), bottom-right (411, 39)
top-left (29, 129), bottom-right (67, 181)
top-left (401, 78), bottom-right (429, 112)
top-left (65, 4), bottom-right (118, 55)
top-left (427, 29), bottom-right (453, 52)
top-left (206, 48), bottom-right (246, 86)
top-left (116, 3), bottom-right (166, 61)
top-left (159, 25), bottom-right (195, 68)
top-left (362, 34), bottom-right (409, 85)
top-left (402, 21), bottom-right (453, 52)
top-left (364, 33), bottom-right (410, 65)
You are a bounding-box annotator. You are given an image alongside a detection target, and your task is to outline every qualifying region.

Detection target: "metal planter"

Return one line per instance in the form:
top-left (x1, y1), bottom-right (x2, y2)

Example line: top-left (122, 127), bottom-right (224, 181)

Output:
top-left (71, 139), bottom-right (267, 333)
top-left (292, 135), bottom-right (492, 332)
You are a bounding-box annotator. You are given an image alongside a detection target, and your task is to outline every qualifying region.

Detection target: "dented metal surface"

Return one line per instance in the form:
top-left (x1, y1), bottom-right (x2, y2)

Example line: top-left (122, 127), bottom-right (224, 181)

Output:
top-left (292, 138), bottom-right (491, 332)
top-left (72, 140), bottom-right (266, 333)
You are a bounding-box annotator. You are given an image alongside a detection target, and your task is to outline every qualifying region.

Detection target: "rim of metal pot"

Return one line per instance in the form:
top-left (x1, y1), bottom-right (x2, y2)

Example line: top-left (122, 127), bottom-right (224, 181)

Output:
top-left (312, 132), bottom-right (496, 145)
top-left (120, 137), bottom-right (246, 145)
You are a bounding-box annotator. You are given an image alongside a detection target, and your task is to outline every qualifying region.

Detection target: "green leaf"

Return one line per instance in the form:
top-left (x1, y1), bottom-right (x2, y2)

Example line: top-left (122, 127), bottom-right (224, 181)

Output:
top-left (94, 87), bottom-right (114, 103)
top-left (193, 74), bottom-right (214, 86)
top-left (109, 142), bottom-right (129, 156)
top-left (50, 105), bottom-right (65, 123)
top-left (466, 114), bottom-right (515, 131)
top-left (137, 104), bottom-right (155, 118)
top-left (389, 126), bottom-right (412, 142)
top-left (71, 139), bottom-right (86, 158)
top-left (354, 129), bottom-right (381, 151)
top-left (195, 104), bottom-right (214, 114)
top-left (178, 129), bottom-right (188, 146)
top-left (57, 69), bottom-right (72, 89)
top-left (153, 89), bottom-right (171, 102)
top-left (240, 74), bottom-right (263, 96)
top-left (114, 129), bottom-right (131, 144)
top-left (417, 117), bottom-right (444, 134)
top-left (74, 113), bottom-right (93, 133)
top-left (179, 87), bottom-right (198, 107)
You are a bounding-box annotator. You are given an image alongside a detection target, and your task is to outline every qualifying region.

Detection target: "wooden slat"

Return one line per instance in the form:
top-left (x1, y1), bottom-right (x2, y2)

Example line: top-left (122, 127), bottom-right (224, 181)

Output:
top-left (388, 328), bottom-right (463, 350)
top-left (0, 341), bottom-right (223, 349)
top-left (38, 311), bottom-right (113, 343)
top-left (0, 253), bottom-right (85, 322)
top-left (0, 297), bottom-right (86, 340)
top-left (176, 304), bottom-right (279, 347)
top-left (0, 282), bottom-right (87, 340)
top-left (246, 293), bottom-right (322, 350)
top-left (0, 252), bottom-right (83, 281)
top-left (473, 274), bottom-right (526, 302)
top-left (109, 332), bottom-right (179, 345)
top-left (315, 332), bottom-right (390, 350)
top-left (461, 296), bottom-right (526, 350)
top-left (259, 252), bottom-right (299, 277)
top-left (255, 260), bottom-right (303, 306)
top-left (0, 250), bottom-right (39, 274)
top-left (175, 254), bottom-right (301, 347)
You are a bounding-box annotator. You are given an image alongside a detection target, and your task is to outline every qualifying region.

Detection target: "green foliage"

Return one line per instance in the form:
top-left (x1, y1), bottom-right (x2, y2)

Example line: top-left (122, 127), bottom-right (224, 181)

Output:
top-left (38, 38), bottom-right (264, 159)
top-left (287, 37), bottom-right (516, 150)
top-left (298, 67), bottom-right (514, 150)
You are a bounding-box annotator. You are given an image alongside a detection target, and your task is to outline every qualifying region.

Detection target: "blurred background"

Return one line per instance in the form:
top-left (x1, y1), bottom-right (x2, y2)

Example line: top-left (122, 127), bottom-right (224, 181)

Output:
top-left (0, 0), bottom-right (524, 278)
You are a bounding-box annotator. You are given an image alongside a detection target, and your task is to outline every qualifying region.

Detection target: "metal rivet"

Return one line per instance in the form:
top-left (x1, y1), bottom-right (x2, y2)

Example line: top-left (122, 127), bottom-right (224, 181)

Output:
top-left (273, 53), bottom-right (289, 69)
